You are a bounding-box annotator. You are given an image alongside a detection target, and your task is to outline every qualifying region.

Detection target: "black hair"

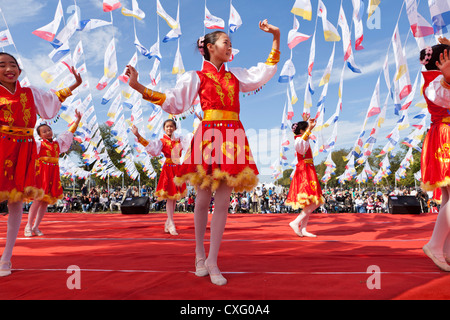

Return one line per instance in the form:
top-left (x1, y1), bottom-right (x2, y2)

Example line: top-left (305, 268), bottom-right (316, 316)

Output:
top-left (0, 52), bottom-right (21, 71)
top-left (292, 121), bottom-right (309, 136)
top-left (163, 119), bottom-right (177, 129)
top-left (197, 31), bottom-right (228, 61)
top-left (420, 44), bottom-right (450, 71)
top-left (36, 123), bottom-right (51, 136)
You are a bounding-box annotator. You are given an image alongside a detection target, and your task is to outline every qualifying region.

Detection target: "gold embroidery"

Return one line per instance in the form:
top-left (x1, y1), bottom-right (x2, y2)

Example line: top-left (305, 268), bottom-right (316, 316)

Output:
top-left (4, 160), bottom-right (13, 180)
top-left (20, 93), bottom-right (30, 127)
top-left (222, 141), bottom-right (242, 162)
top-left (223, 73), bottom-right (235, 106)
top-left (310, 181), bottom-right (317, 192)
top-left (204, 73), bottom-right (226, 107)
top-left (1, 97), bottom-right (14, 127)
top-left (435, 143), bottom-right (450, 163)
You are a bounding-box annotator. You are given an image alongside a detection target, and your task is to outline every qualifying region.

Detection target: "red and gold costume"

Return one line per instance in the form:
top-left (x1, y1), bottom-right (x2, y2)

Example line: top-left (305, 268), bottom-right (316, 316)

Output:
top-left (35, 128), bottom-right (76, 205)
top-left (285, 131), bottom-right (324, 210)
top-left (0, 82), bottom-right (71, 203)
top-left (141, 49), bottom-right (280, 192)
top-left (421, 71), bottom-right (450, 191)
top-left (138, 133), bottom-right (187, 201)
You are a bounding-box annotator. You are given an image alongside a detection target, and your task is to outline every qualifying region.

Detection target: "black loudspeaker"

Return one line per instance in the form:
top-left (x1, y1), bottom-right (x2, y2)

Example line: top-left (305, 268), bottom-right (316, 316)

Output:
top-left (388, 195), bottom-right (421, 214)
top-left (121, 197), bottom-right (150, 214)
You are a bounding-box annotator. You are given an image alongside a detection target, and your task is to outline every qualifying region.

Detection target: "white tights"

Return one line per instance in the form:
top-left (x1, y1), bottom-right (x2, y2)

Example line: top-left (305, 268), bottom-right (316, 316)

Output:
top-left (26, 200), bottom-right (47, 231)
top-left (290, 203), bottom-right (318, 237)
top-left (194, 182), bottom-right (233, 268)
top-left (427, 187), bottom-right (450, 260)
top-left (1, 201), bottom-right (23, 265)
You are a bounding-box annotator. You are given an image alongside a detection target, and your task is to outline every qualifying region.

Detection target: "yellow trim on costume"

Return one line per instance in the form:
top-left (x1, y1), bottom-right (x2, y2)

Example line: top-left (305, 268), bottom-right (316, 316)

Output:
top-left (203, 110), bottom-right (239, 121)
top-left (0, 187), bottom-right (44, 203)
top-left (55, 88), bottom-right (72, 103)
top-left (142, 88), bottom-right (166, 106)
top-left (303, 159), bottom-right (314, 165)
top-left (285, 193), bottom-right (325, 210)
top-left (137, 135), bottom-right (149, 147)
top-left (265, 48), bottom-right (281, 66)
top-left (301, 128), bottom-right (312, 141)
top-left (441, 78), bottom-right (450, 90)
top-left (421, 176), bottom-right (450, 192)
top-left (442, 117), bottom-right (450, 123)
top-left (68, 122), bottom-right (79, 133)
top-left (154, 188), bottom-right (187, 201)
top-left (0, 125), bottom-right (34, 136)
top-left (174, 165), bottom-right (258, 193)
top-left (41, 193), bottom-right (64, 205)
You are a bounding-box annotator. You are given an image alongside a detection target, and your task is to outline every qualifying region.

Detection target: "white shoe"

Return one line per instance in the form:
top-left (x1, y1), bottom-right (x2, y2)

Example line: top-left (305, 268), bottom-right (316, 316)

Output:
top-left (289, 221), bottom-right (303, 237)
top-left (0, 261), bottom-right (11, 277)
top-left (24, 226), bottom-right (32, 237)
top-left (205, 263), bottom-right (227, 286)
top-left (195, 257), bottom-right (209, 277)
top-left (32, 228), bottom-right (44, 236)
top-left (301, 230), bottom-right (317, 238)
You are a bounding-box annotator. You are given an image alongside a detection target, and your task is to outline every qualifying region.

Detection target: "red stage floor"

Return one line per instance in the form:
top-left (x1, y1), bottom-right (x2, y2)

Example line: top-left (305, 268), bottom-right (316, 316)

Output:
top-left (0, 211), bottom-right (449, 300)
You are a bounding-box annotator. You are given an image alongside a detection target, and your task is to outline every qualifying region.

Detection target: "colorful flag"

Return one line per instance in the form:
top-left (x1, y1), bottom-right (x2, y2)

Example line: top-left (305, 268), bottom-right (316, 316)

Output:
top-left (319, 44), bottom-right (335, 87)
top-left (392, 25), bottom-right (412, 101)
top-left (291, 0), bottom-right (312, 21)
top-left (157, 0), bottom-right (178, 29)
top-left (367, 77), bottom-right (381, 117)
top-left (51, 12), bottom-right (79, 48)
top-left (163, 2), bottom-right (181, 42)
top-left (78, 19), bottom-right (112, 32)
top-left (0, 29), bottom-right (14, 48)
top-left (122, 0), bottom-right (145, 20)
top-left (338, 4), bottom-right (361, 73)
top-left (318, 0), bottom-right (341, 42)
top-left (172, 43), bottom-right (185, 75)
top-left (204, 6), bottom-right (225, 30)
top-left (367, 0), bottom-right (381, 19)
top-left (103, 0), bottom-right (122, 12)
top-left (351, 0), bottom-right (364, 50)
top-left (278, 59), bottom-right (296, 83)
top-left (229, 3), bottom-right (243, 33)
top-left (48, 42), bottom-right (70, 63)
top-left (427, 0), bottom-right (450, 34)
top-left (287, 16), bottom-right (311, 49)
top-left (32, 0), bottom-right (63, 42)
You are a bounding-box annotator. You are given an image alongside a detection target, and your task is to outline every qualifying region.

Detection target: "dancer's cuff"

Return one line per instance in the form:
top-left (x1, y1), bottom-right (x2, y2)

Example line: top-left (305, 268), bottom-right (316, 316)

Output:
top-left (137, 135), bottom-right (149, 147)
top-left (143, 88), bottom-right (166, 106)
top-left (441, 78), bottom-right (450, 90)
top-left (301, 129), bottom-right (312, 141)
top-left (55, 88), bottom-right (72, 103)
top-left (265, 48), bottom-right (281, 66)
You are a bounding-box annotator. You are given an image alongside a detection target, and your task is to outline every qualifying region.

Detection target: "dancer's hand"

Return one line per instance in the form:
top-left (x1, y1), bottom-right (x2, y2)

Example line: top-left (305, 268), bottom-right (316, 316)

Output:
top-left (131, 124), bottom-right (140, 138)
top-left (69, 66), bottom-right (82, 92)
top-left (126, 65), bottom-right (140, 89)
top-left (436, 49), bottom-right (450, 84)
top-left (259, 19), bottom-right (280, 36)
top-left (302, 112), bottom-right (310, 121)
top-left (308, 118), bottom-right (317, 130)
top-left (438, 36), bottom-right (450, 46)
top-left (74, 109), bottom-right (82, 122)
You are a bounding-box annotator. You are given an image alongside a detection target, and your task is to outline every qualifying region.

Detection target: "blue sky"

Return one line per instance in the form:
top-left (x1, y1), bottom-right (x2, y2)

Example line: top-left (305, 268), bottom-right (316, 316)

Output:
top-left (0, 0), bottom-right (446, 183)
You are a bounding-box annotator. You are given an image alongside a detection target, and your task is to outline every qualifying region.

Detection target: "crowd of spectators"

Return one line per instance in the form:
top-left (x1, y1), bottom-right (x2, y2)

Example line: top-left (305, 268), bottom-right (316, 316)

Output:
top-left (42, 182), bottom-right (439, 215)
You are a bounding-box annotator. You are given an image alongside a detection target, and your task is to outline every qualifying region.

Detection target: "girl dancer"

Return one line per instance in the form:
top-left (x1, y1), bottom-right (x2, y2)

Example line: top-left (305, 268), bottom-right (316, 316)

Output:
top-left (420, 41), bottom-right (450, 271)
top-left (0, 52), bottom-right (82, 276)
top-left (131, 119), bottom-right (188, 235)
top-left (126, 19), bottom-right (280, 285)
top-left (24, 109), bottom-right (82, 237)
top-left (286, 115), bottom-right (324, 238)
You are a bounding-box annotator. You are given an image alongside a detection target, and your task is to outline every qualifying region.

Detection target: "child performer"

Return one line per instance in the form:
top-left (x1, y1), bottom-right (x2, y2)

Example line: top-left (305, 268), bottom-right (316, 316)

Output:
top-left (420, 41), bottom-right (450, 271)
top-left (131, 119), bottom-right (189, 235)
top-left (0, 52), bottom-right (82, 276)
top-left (126, 19), bottom-right (280, 285)
top-left (286, 115), bottom-right (324, 238)
top-left (24, 109), bottom-right (82, 237)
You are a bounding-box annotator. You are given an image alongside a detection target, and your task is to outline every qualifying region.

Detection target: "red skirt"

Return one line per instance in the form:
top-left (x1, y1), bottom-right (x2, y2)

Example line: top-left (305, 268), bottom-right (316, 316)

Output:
top-left (285, 161), bottom-right (324, 210)
top-left (175, 120), bottom-right (259, 192)
top-left (421, 122), bottom-right (450, 191)
top-left (155, 162), bottom-right (187, 201)
top-left (0, 136), bottom-right (43, 203)
top-left (36, 161), bottom-right (63, 205)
